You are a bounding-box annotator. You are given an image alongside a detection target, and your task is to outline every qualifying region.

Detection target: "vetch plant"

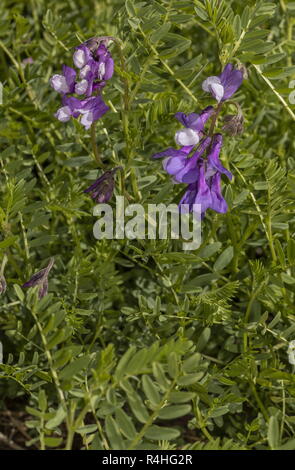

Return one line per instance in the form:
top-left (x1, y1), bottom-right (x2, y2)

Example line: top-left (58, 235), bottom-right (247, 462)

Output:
top-left (50, 38), bottom-right (114, 129)
top-left (1, 0), bottom-right (295, 453)
top-left (152, 64), bottom-right (242, 218)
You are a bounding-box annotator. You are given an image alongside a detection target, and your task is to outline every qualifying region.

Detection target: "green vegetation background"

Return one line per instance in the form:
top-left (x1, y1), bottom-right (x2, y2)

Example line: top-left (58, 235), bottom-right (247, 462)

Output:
top-left (0, 0), bottom-right (295, 450)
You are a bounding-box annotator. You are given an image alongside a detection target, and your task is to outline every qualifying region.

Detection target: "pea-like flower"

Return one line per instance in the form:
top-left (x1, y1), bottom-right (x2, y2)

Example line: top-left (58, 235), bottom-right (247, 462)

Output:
top-left (206, 134), bottom-right (232, 181)
top-left (54, 96), bottom-right (82, 122)
top-left (50, 65), bottom-right (76, 94)
top-left (174, 106), bottom-right (214, 146)
top-left (155, 137), bottom-right (212, 184)
top-left (152, 106), bottom-right (214, 180)
top-left (178, 134), bottom-right (231, 217)
top-left (50, 38), bottom-right (114, 129)
top-left (202, 64), bottom-right (243, 102)
top-left (73, 44), bottom-right (91, 69)
top-left (22, 258), bottom-right (54, 299)
top-left (84, 167), bottom-right (121, 203)
top-left (179, 163), bottom-right (228, 217)
top-left (79, 96), bottom-right (110, 130)
top-left (152, 63), bottom-right (244, 218)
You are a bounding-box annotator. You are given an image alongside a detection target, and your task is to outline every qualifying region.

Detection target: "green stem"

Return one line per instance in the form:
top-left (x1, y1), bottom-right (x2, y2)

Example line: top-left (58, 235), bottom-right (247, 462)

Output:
top-left (138, 25), bottom-right (200, 106)
top-left (0, 254), bottom-right (8, 276)
top-left (114, 39), bottom-right (140, 200)
top-left (250, 381), bottom-right (269, 422)
top-left (128, 378), bottom-right (177, 450)
top-left (252, 64), bottom-right (295, 121)
top-left (39, 415), bottom-right (45, 450)
top-left (266, 216), bottom-right (277, 263)
top-left (243, 280), bottom-right (267, 353)
top-left (19, 212), bottom-right (30, 262)
top-left (208, 102), bottom-right (223, 138)
top-left (194, 403), bottom-right (214, 441)
top-left (226, 212), bottom-right (239, 273)
top-left (90, 122), bottom-right (103, 167)
top-left (30, 304), bottom-right (72, 447)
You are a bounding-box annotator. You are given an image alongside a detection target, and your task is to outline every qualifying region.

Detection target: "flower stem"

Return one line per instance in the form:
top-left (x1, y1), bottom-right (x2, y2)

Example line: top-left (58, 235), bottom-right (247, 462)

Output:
top-left (90, 122), bottom-right (103, 167)
top-left (250, 381), bottom-right (269, 422)
top-left (113, 38), bottom-right (141, 200)
top-left (208, 102), bottom-right (223, 137)
top-left (127, 378), bottom-right (177, 450)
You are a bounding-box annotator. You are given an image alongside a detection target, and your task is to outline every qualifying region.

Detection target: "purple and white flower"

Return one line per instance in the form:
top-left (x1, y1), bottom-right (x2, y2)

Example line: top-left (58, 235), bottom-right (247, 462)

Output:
top-left (152, 106), bottom-right (214, 178)
top-left (202, 64), bottom-right (243, 102)
top-left (50, 38), bottom-right (114, 128)
top-left (159, 137), bottom-right (212, 184)
top-left (174, 106), bottom-right (214, 146)
top-left (73, 44), bottom-right (91, 69)
top-left (50, 65), bottom-right (76, 94)
top-left (96, 43), bottom-right (114, 81)
top-left (79, 96), bottom-right (109, 130)
top-left (55, 96), bottom-right (82, 122)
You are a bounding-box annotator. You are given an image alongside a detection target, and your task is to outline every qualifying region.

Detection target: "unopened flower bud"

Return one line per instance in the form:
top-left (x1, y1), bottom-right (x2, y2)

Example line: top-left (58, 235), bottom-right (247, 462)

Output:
top-left (222, 113), bottom-right (244, 136)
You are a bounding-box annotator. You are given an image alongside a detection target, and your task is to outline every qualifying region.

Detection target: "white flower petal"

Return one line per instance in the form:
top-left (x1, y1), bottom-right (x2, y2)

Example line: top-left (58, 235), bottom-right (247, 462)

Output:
top-left (73, 50), bottom-right (87, 68)
top-left (75, 79), bottom-right (88, 95)
top-left (202, 76), bottom-right (221, 92)
top-left (81, 111), bottom-right (94, 129)
top-left (175, 128), bottom-right (200, 146)
top-left (55, 106), bottom-right (72, 122)
top-left (98, 62), bottom-right (106, 79)
top-left (80, 65), bottom-right (91, 79)
top-left (50, 74), bottom-right (69, 93)
top-left (210, 82), bottom-right (224, 102)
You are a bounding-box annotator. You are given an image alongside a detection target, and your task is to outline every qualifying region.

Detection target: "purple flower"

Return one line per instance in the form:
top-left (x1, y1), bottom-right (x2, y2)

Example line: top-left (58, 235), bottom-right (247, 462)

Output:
top-left (210, 172), bottom-right (228, 213)
top-left (96, 43), bottom-right (114, 81)
top-left (22, 258), bottom-right (54, 299)
top-left (165, 137), bottom-right (212, 183)
top-left (50, 65), bottom-right (76, 94)
top-left (79, 96), bottom-right (109, 130)
top-left (51, 38), bottom-right (114, 127)
top-left (206, 134), bottom-right (232, 181)
top-left (73, 41), bottom-right (114, 83)
top-left (55, 96), bottom-right (82, 122)
top-left (179, 165), bottom-right (228, 217)
top-left (178, 163), bottom-right (212, 217)
top-left (78, 59), bottom-right (98, 96)
top-left (152, 106), bottom-right (214, 181)
top-left (174, 106), bottom-right (214, 146)
top-left (202, 64), bottom-right (243, 102)
top-left (177, 134), bottom-right (231, 217)
top-left (54, 95), bottom-right (109, 129)
top-left (193, 162), bottom-right (212, 215)
top-left (73, 44), bottom-right (91, 69)
top-left (84, 167), bottom-right (121, 203)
